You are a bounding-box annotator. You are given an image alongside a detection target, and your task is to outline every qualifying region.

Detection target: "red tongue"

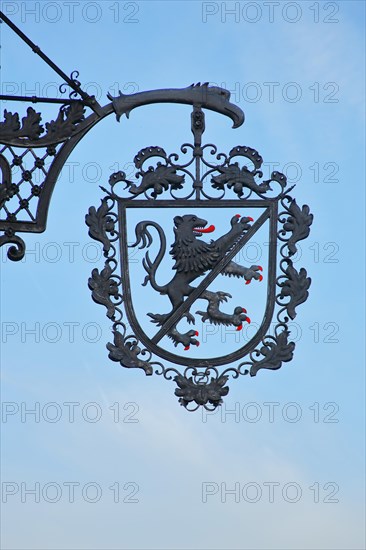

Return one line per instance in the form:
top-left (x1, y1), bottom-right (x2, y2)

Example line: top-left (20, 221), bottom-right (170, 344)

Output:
top-left (197, 225), bottom-right (215, 233)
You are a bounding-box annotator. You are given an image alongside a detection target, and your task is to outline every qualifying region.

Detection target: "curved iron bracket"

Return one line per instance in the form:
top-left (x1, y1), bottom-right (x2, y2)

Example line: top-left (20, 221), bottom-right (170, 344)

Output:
top-left (108, 83), bottom-right (244, 129)
top-left (0, 11), bottom-right (244, 260)
top-left (0, 84), bottom-right (243, 260)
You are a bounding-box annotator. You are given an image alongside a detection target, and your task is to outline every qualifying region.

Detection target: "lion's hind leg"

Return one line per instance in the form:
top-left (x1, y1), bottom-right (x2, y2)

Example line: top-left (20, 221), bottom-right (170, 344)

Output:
top-left (168, 326), bottom-right (200, 351)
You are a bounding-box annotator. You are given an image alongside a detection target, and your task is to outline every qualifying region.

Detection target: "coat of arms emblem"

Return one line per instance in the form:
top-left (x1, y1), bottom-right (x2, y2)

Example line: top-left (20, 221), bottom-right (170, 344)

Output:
top-left (85, 85), bottom-right (313, 411)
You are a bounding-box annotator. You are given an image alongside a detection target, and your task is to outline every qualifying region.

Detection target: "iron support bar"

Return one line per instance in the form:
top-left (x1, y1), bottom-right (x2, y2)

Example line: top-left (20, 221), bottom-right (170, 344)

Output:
top-left (0, 94), bottom-right (83, 105)
top-left (0, 11), bottom-right (103, 116)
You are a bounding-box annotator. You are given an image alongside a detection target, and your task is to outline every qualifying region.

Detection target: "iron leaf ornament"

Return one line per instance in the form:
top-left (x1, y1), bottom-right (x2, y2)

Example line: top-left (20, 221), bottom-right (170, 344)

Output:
top-left (1, 13), bottom-right (313, 410)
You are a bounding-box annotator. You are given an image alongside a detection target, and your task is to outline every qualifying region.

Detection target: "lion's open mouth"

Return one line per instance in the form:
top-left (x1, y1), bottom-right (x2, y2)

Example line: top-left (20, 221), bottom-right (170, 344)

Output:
top-left (193, 224), bottom-right (215, 236)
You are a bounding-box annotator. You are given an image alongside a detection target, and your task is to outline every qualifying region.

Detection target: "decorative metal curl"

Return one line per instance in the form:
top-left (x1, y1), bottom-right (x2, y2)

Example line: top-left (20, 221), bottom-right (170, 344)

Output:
top-left (0, 230), bottom-right (26, 261)
top-left (59, 70), bottom-right (82, 99)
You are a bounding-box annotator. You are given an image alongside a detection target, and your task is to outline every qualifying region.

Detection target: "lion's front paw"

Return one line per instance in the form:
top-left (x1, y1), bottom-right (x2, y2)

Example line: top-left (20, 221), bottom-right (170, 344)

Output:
top-left (245, 265), bottom-right (263, 284)
top-left (231, 214), bottom-right (254, 232)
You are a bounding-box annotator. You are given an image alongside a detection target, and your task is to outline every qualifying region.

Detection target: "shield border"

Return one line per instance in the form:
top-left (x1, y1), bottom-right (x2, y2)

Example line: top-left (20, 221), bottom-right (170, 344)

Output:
top-left (118, 198), bottom-right (278, 368)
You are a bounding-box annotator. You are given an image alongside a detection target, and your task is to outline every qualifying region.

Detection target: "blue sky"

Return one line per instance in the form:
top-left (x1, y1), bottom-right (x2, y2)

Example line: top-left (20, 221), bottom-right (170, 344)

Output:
top-left (0, 1), bottom-right (365, 549)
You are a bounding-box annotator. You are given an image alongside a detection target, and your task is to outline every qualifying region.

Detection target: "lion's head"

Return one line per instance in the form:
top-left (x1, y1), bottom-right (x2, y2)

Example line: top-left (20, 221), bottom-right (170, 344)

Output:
top-left (173, 215), bottom-right (215, 238)
top-left (171, 215), bottom-right (217, 273)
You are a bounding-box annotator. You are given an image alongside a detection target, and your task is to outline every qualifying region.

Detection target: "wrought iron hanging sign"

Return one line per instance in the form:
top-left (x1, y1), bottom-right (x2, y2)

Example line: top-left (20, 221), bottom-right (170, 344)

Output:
top-left (1, 13), bottom-right (313, 411)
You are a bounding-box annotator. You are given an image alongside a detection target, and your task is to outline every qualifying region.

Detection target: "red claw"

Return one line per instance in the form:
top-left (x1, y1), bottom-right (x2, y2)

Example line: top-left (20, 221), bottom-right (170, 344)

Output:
top-left (245, 317), bottom-right (251, 324)
top-left (235, 214), bottom-right (241, 218)
top-left (194, 331), bottom-right (199, 336)
top-left (248, 217), bottom-right (254, 222)
top-left (245, 280), bottom-right (251, 285)
top-left (259, 275), bottom-right (263, 282)
top-left (184, 345), bottom-right (190, 351)
top-left (242, 307), bottom-right (247, 313)
top-left (196, 341), bottom-right (200, 347)
top-left (258, 265), bottom-right (263, 271)
top-left (236, 324), bottom-right (243, 331)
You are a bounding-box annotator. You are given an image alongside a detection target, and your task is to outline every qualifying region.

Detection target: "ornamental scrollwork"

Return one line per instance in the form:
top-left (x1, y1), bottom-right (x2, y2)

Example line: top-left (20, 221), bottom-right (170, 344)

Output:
top-left (174, 371), bottom-right (230, 410)
top-left (279, 198), bottom-right (314, 256)
top-left (240, 330), bottom-right (295, 377)
top-left (88, 265), bottom-right (119, 320)
top-left (84, 192), bottom-right (163, 379)
top-left (86, 129), bottom-right (313, 410)
top-left (107, 329), bottom-right (154, 375)
top-left (85, 197), bottom-right (116, 256)
top-left (277, 263), bottom-right (311, 321)
top-left (0, 102), bottom-right (86, 147)
top-left (106, 141), bottom-right (292, 203)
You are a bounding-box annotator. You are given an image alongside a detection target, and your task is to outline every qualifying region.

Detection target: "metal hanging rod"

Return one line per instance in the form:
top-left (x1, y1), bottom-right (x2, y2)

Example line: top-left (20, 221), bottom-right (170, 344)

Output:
top-left (0, 94), bottom-right (83, 105)
top-left (0, 11), bottom-right (102, 115)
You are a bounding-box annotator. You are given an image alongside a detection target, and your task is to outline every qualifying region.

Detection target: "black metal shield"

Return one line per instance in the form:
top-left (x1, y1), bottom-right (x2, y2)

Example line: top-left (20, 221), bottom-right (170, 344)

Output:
top-left (118, 199), bottom-right (277, 368)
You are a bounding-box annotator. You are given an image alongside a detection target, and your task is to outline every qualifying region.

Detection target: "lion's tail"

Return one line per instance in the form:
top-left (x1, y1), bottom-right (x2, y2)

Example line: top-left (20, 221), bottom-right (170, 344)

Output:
top-left (129, 221), bottom-right (167, 294)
